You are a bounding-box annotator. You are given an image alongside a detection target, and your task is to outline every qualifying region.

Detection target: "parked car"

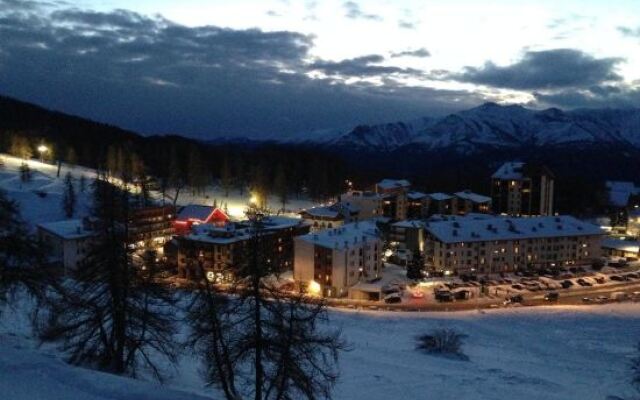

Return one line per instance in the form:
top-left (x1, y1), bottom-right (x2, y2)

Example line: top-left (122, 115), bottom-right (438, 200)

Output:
top-left (612, 292), bottom-right (629, 301)
top-left (511, 284), bottom-right (524, 291)
top-left (577, 278), bottom-right (592, 287)
top-left (594, 277), bottom-right (606, 284)
top-left (561, 280), bottom-right (573, 289)
top-left (627, 273), bottom-right (639, 279)
top-left (384, 293), bottom-right (402, 304)
top-left (504, 294), bottom-right (524, 305)
top-left (434, 290), bottom-right (454, 302)
top-left (610, 275), bottom-right (624, 282)
top-left (544, 292), bottom-right (559, 301)
top-left (582, 297), bottom-right (592, 303)
top-left (410, 290), bottom-right (426, 299)
top-left (453, 290), bottom-right (471, 300)
top-left (595, 296), bottom-right (609, 303)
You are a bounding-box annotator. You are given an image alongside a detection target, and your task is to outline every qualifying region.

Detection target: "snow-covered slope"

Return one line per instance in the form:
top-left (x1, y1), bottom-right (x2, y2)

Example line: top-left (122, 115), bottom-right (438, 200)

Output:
top-left (410, 103), bottom-right (640, 153)
top-left (246, 103), bottom-right (640, 154)
top-left (2, 302), bottom-right (640, 400)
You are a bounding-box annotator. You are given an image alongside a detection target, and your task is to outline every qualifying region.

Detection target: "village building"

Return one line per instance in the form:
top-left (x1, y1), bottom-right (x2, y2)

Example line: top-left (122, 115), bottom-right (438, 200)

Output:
top-left (454, 190), bottom-right (492, 214)
top-left (173, 204), bottom-right (229, 235)
top-left (127, 204), bottom-right (176, 250)
top-left (375, 179), bottom-right (410, 220)
top-left (491, 161), bottom-right (554, 216)
top-left (176, 216), bottom-right (310, 282)
top-left (300, 203), bottom-right (358, 232)
top-left (294, 221), bottom-right (383, 298)
top-left (601, 237), bottom-right (640, 260)
top-left (37, 218), bottom-right (97, 272)
top-left (605, 181), bottom-right (640, 233)
top-left (406, 191), bottom-right (428, 219)
top-left (427, 192), bottom-right (457, 215)
top-left (338, 190), bottom-right (383, 220)
top-left (424, 215), bottom-right (603, 276)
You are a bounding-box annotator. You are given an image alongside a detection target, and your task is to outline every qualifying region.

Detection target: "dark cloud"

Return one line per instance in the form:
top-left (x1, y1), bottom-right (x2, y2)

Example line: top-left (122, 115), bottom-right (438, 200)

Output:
top-left (391, 48), bottom-right (431, 58)
top-left (452, 49), bottom-right (623, 90)
top-left (0, 2), bottom-right (482, 139)
top-left (618, 26), bottom-right (640, 38)
top-left (308, 54), bottom-right (422, 78)
top-left (534, 85), bottom-right (640, 109)
top-left (343, 1), bottom-right (382, 21)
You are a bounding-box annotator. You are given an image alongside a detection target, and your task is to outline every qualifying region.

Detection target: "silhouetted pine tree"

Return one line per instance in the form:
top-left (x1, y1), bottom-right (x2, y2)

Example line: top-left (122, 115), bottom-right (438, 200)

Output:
top-left (0, 188), bottom-right (43, 306)
top-left (40, 177), bottom-right (178, 380)
top-left (187, 207), bottom-right (346, 400)
top-left (61, 172), bottom-right (76, 218)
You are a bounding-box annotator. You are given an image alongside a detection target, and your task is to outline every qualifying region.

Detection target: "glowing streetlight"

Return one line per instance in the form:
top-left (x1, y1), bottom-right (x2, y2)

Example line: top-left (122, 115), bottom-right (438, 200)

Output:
top-left (37, 145), bottom-right (48, 163)
top-left (308, 280), bottom-right (321, 296)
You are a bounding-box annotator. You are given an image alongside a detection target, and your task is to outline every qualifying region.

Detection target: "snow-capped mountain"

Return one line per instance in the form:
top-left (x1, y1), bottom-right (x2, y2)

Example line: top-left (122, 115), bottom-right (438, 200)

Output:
top-left (269, 103), bottom-right (640, 153)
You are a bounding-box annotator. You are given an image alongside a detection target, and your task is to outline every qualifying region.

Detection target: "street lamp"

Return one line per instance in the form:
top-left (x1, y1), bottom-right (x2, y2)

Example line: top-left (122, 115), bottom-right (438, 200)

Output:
top-left (37, 145), bottom-right (48, 163)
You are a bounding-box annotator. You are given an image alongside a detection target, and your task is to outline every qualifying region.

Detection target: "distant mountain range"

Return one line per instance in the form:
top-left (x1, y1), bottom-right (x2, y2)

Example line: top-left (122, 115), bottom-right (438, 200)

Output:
top-left (221, 102), bottom-right (640, 154)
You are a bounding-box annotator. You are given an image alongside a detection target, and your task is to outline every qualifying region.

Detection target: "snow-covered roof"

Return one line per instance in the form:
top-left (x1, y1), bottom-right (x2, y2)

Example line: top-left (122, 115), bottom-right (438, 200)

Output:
top-left (376, 179), bottom-right (411, 190)
top-left (601, 238), bottom-right (639, 253)
top-left (37, 219), bottom-right (95, 240)
top-left (177, 204), bottom-right (214, 221)
top-left (298, 220), bottom-right (381, 249)
top-left (407, 191), bottom-right (427, 200)
top-left (492, 161), bottom-right (525, 180)
top-left (605, 181), bottom-right (640, 207)
top-left (301, 205), bottom-right (340, 219)
top-left (391, 219), bottom-right (426, 229)
top-left (184, 216), bottom-right (305, 245)
top-left (454, 190), bottom-right (491, 204)
top-left (425, 215), bottom-right (603, 244)
top-left (428, 192), bottom-right (453, 201)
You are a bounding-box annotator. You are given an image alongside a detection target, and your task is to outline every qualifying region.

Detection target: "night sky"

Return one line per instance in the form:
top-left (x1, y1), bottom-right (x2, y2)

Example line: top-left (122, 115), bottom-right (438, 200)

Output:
top-left (1, 0), bottom-right (639, 139)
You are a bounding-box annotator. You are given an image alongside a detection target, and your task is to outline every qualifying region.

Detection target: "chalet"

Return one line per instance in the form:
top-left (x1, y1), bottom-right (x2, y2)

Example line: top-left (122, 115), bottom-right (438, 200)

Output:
top-left (173, 204), bottom-right (229, 235)
top-left (300, 203), bottom-right (358, 232)
top-left (454, 190), bottom-right (492, 215)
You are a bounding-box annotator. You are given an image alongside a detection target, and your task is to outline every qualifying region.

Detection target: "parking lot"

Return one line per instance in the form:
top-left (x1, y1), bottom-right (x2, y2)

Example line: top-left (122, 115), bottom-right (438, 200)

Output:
top-left (326, 261), bottom-right (640, 312)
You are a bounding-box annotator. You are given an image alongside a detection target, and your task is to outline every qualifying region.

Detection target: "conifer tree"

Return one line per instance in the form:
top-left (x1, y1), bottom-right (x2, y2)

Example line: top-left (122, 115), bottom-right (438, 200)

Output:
top-left (0, 189), bottom-right (43, 306)
top-left (220, 156), bottom-right (233, 197)
top-left (62, 172), bottom-right (76, 218)
top-left (187, 208), bottom-right (346, 400)
top-left (19, 162), bottom-right (31, 183)
top-left (41, 178), bottom-right (178, 380)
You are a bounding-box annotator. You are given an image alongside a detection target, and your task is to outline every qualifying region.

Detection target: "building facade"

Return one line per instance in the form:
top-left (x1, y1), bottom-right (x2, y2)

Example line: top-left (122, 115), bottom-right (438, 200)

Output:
top-left (176, 216), bottom-right (310, 282)
top-left (294, 221), bottom-right (383, 297)
top-left (375, 179), bottom-right (410, 220)
top-left (454, 190), bottom-right (492, 215)
top-left (424, 215), bottom-right (603, 276)
top-left (491, 162), bottom-right (554, 216)
top-left (37, 219), bottom-right (96, 272)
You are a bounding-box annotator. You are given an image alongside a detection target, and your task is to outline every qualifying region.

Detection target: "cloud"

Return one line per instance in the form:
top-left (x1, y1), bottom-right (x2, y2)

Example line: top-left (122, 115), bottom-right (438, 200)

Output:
top-left (308, 54), bottom-right (422, 78)
top-left (534, 84), bottom-right (640, 109)
top-left (618, 26), bottom-right (640, 38)
top-left (451, 49), bottom-right (623, 90)
top-left (0, 2), bottom-right (482, 139)
top-left (398, 20), bottom-right (415, 29)
top-left (343, 1), bottom-right (382, 21)
top-left (391, 48), bottom-right (431, 58)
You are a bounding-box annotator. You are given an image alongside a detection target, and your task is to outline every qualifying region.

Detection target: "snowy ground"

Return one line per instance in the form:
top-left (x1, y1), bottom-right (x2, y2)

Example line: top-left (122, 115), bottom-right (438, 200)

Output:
top-left (0, 153), bottom-right (318, 225)
top-left (2, 301), bottom-right (640, 400)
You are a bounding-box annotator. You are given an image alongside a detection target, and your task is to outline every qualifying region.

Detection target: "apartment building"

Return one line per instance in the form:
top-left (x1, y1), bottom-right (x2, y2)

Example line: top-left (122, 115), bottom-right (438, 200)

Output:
top-left (294, 221), bottom-right (383, 297)
top-left (300, 203), bottom-right (358, 232)
top-left (37, 219), bottom-right (97, 272)
top-left (454, 190), bottom-right (492, 214)
top-left (424, 215), bottom-right (603, 275)
top-left (338, 190), bottom-right (383, 220)
top-left (491, 162), bottom-right (554, 216)
top-left (176, 216), bottom-right (310, 282)
top-left (375, 179), bottom-right (410, 220)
